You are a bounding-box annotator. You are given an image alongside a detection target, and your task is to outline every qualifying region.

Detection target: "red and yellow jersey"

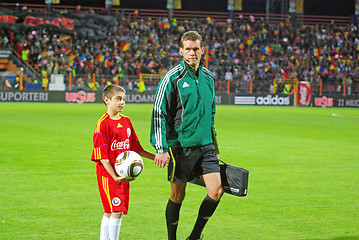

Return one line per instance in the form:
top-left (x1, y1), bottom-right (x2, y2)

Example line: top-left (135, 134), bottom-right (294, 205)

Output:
top-left (91, 113), bottom-right (143, 164)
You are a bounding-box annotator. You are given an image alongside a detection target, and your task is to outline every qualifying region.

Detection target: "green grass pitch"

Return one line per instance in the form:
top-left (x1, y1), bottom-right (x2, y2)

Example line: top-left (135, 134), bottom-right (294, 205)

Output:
top-left (0, 102), bottom-right (358, 240)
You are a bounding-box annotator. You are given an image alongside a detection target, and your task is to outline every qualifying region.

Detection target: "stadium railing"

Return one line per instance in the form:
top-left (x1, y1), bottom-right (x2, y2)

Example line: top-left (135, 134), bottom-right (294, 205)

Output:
top-left (0, 2), bottom-right (351, 26)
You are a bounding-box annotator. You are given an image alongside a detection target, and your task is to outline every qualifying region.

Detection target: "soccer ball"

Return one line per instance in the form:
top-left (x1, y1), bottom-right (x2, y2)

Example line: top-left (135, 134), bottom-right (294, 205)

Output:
top-left (115, 151), bottom-right (144, 179)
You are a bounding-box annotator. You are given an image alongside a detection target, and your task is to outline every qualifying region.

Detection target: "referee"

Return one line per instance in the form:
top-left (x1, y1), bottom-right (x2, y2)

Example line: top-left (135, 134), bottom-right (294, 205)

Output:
top-left (150, 31), bottom-right (223, 240)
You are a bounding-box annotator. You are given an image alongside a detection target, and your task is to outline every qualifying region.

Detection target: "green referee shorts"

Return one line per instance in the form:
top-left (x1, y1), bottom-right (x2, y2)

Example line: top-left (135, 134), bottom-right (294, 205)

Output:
top-left (167, 144), bottom-right (220, 182)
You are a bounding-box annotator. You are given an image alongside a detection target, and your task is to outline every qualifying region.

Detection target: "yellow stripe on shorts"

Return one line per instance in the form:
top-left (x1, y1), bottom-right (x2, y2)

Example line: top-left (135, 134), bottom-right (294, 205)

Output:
top-left (102, 176), bottom-right (112, 212)
top-left (169, 147), bottom-right (176, 182)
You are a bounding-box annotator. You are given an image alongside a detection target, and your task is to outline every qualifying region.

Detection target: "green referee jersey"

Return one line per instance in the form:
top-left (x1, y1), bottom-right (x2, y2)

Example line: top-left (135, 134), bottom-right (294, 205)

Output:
top-left (150, 59), bottom-right (216, 153)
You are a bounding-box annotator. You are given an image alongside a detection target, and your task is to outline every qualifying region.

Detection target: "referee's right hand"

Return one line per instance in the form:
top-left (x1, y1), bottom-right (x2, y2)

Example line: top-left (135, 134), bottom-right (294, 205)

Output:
top-left (154, 152), bottom-right (170, 168)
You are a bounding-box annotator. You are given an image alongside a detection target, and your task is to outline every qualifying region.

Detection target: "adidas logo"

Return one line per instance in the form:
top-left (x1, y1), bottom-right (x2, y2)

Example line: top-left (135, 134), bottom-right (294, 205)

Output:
top-left (183, 82), bottom-right (190, 88)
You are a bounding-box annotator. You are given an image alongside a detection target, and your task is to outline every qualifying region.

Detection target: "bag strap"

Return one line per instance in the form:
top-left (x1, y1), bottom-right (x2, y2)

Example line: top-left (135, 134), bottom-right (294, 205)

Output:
top-left (219, 159), bottom-right (227, 165)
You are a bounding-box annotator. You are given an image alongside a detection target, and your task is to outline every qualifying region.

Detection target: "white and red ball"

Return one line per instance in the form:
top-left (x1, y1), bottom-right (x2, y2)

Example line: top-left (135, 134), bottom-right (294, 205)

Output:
top-left (115, 151), bottom-right (144, 179)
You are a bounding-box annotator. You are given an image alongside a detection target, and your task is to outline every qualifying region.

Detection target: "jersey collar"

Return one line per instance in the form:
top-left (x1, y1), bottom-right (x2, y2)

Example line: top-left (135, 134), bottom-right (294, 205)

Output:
top-left (181, 59), bottom-right (204, 78)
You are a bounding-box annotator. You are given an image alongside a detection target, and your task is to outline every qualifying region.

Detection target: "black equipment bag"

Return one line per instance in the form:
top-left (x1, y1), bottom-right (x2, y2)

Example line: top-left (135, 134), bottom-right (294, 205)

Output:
top-left (190, 160), bottom-right (249, 197)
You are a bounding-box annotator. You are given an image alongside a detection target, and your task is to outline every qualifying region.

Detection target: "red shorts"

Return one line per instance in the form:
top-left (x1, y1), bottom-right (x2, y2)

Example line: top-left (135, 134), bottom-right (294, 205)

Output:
top-left (96, 163), bottom-right (129, 214)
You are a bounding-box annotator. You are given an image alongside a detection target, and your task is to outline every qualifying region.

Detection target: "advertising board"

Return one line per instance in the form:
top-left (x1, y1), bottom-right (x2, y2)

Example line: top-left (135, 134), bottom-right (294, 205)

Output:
top-left (1, 91), bottom-right (358, 108)
top-left (234, 94), bottom-right (293, 106)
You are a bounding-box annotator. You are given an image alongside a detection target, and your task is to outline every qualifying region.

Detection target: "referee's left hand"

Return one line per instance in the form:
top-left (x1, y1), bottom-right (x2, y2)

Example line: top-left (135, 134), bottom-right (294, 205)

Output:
top-left (154, 152), bottom-right (170, 168)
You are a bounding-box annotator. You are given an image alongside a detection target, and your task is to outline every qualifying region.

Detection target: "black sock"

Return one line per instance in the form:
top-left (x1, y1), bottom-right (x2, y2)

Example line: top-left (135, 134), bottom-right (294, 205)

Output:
top-left (188, 195), bottom-right (220, 240)
top-left (166, 199), bottom-right (182, 240)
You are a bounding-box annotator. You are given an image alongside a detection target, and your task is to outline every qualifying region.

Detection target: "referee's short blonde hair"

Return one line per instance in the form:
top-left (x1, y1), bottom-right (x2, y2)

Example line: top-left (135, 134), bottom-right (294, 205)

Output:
top-left (180, 31), bottom-right (203, 48)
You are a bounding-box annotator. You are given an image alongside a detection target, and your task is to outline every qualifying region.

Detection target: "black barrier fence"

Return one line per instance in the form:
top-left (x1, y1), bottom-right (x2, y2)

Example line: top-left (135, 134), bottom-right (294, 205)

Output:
top-left (1, 90), bottom-right (358, 108)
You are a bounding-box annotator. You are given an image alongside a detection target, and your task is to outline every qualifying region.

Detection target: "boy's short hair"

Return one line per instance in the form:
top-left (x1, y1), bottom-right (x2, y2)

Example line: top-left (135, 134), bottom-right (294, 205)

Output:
top-left (180, 31), bottom-right (203, 48)
top-left (102, 84), bottom-right (126, 105)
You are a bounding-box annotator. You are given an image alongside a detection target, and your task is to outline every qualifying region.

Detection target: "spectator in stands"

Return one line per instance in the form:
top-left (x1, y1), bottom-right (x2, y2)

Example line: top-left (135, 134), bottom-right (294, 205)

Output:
top-left (344, 74), bottom-right (353, 96)
top-left (4, 78), bottom-right (13, 90)
top-left (14, 76), bottom-right (20, 89)
top-left (0, 34), bottom-right (9, 48)
top-left (225, 68), bottom-right (233, 83)
top-left (21, 46), bottom-right (30, 63)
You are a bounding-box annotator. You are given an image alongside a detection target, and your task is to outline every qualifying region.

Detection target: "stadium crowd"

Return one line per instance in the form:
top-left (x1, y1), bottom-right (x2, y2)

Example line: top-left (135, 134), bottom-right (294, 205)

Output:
top-left (0, 7), bottom-right (358, 94)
